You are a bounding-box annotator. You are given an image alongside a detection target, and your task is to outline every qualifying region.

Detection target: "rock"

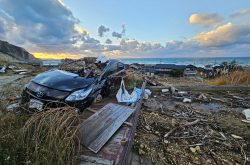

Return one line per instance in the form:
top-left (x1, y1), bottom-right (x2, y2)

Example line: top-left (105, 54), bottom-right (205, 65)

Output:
top-left (198, 93), bottom-right (207, 100)
top-left (145, 125), bottom-right (151, 131)
top-left (163, 139), bottom-right (169, 144)
top-left (190, 146), bottom-right (201, 153)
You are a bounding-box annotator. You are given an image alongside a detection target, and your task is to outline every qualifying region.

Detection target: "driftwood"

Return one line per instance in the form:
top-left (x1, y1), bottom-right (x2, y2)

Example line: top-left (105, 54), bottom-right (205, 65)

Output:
top-left (164, 119), bottom-right (200, 138)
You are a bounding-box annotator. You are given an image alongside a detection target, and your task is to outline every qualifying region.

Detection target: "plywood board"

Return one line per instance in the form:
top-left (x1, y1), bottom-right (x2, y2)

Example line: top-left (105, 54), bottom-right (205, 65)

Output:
top-left (79, 155), bottom-right (114, 165)
top-left (80, 103), bottom-right (133, 153)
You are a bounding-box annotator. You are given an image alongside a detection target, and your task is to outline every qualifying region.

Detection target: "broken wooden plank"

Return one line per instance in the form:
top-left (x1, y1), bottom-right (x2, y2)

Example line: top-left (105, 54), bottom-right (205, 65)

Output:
top-left (79, 155), bottom-right (114, 165)
top-left (80, 103), bottom-right (133, 153)
top-left (86, 108), bottom-right (97, 113)
top-left (149, 85), bottom-right (250, 91)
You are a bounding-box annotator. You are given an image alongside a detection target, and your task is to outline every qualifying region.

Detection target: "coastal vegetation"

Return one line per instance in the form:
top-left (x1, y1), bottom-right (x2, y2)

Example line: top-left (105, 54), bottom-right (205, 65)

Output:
top-left (211, 70), bottom-right (250, 85)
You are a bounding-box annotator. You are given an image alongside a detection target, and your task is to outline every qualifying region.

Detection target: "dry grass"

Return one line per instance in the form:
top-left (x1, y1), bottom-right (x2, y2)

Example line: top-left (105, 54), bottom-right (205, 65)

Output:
top-left (21, 107), bottom-right (81, 165)
top-left (0, 109), bottom-right (30, 164)
top-left (211, 70), bottom-right (250, 85)
top-left (0, 104), bottom-right (81, 165)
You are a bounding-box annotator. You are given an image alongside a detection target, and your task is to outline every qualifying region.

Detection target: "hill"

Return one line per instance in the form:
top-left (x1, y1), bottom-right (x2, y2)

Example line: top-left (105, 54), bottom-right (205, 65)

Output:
top-left (0, 40), bottom-right (38, 62)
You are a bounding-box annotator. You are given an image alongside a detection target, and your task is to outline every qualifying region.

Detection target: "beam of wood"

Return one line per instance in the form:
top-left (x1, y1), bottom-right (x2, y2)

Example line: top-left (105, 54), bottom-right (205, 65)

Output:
top-left (119, 80), bottom-right (147, 165)
top-left (148, 85), bottom-right (250, 91)
top-left (86, 108), bottom-right (96, 113)
top-left (79, 155), bottom-right (114, 165)
top-left (124, 122), bottom-right (133, 127)
top-left (80, 103), bottom-right (133, 153)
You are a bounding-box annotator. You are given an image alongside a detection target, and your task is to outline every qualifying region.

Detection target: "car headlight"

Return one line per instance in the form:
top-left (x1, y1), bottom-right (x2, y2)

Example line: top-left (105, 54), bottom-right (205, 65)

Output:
top-left (65, 88), bottom-right (92, 101)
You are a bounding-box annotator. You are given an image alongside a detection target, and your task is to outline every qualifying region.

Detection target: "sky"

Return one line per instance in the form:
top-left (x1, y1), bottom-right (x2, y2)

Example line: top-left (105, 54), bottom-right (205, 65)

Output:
top-left (0, 0), bottom-right (250, 59)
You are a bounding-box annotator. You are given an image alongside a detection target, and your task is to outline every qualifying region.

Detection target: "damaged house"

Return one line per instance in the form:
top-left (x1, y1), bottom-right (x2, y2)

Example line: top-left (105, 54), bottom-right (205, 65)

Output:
top-left (184, 64), bottom-right (197, 77)
top-left (144, 64), bottom-right (155, 76)
top-left (155, 64), bottom-right (186, 77)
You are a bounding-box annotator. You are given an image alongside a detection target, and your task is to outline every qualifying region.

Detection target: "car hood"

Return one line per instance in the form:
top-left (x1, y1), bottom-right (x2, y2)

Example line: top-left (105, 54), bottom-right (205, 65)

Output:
top-left (32, 69), bottom-right (96, 92)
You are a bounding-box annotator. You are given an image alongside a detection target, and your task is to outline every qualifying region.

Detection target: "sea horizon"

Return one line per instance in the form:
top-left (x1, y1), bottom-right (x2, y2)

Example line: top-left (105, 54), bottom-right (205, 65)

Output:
top-left (42, 56), bottom-right (250, 67)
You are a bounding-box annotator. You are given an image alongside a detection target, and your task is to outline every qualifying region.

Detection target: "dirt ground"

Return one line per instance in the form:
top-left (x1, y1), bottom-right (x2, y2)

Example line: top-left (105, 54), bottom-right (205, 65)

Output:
top-left (156, 76), bottom-right (210, 86)
top-left (132, 89), bottom-right (250, 165)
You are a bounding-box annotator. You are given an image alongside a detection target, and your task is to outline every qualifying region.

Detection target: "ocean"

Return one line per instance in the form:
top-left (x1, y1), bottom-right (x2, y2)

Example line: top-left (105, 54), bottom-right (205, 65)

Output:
top-left (120, 57), bottom-right (250, 67)
top-left (43, 57), bottom-right (250, 67)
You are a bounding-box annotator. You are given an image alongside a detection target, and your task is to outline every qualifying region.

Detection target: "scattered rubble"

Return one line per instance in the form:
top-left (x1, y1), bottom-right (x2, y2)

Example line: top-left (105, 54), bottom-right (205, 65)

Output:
top-left (0, 58), bottom-right (249, 164)
top-left (135, 87), bottom-right (250, 165)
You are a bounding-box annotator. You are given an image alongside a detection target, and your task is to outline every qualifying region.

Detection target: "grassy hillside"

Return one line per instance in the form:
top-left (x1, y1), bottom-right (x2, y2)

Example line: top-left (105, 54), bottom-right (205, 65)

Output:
top-left (0, 52), bottom-right (21, 65)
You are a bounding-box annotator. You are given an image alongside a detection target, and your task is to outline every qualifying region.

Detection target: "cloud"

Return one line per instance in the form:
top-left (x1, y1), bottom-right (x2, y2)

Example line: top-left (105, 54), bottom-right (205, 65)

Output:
top-left (0, 0), bottom-right (249, 59)
top-left (121, 24), bottom-right (126, 35)
top-left (112, 32), bottom-right (122, 39)
top-left (231, 9), bottom-right (250, 18)
top-left (120, 39), bottom-right (139, 49)
top-left (111, 24), bottom-right (126, 39)
top-left (105, 38), bottom-right (112, 44)
top-left (189, 13), bottom-right (223, 27)
top-left (98, 25), bottom-right (109, 37)
top-left (195, 22), bottom-right (250, 47)
top-left (74, 25), bottom-right (88, 35)
top-left (0, 0), bottom-right (101, 54)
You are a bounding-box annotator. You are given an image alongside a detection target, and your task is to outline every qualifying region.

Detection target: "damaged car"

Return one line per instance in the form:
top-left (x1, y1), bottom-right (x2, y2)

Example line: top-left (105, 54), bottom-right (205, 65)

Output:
top-left (21, 59), bottom-right (125, 112)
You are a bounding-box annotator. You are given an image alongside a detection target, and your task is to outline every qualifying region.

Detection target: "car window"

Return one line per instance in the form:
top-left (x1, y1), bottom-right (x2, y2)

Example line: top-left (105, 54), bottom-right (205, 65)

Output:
top-left (102, 62), bottom-right (117, 78)
top-left (117, 62), bottom-right (124, 71)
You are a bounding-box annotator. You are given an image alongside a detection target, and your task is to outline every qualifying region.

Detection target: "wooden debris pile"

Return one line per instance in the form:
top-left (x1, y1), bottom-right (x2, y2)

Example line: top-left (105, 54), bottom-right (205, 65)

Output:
top-left (134, 102), bottom-right (250, 164)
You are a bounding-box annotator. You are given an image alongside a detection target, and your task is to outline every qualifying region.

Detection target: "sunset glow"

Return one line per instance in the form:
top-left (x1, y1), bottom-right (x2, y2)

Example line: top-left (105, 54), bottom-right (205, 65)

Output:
top-left (33, 52), bottom-right (86, 60)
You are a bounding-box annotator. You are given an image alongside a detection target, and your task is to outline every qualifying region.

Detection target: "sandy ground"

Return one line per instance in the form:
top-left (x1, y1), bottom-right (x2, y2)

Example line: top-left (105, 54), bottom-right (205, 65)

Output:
top-left (0, 75), bottom-right (24, 88)
top-left (157, 76), bottom-right (210, 86)
top-left (0, 75), bottom-right (33, 108)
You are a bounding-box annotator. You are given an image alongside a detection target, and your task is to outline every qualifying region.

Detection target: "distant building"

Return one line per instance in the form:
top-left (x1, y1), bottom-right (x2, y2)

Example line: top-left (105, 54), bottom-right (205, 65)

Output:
top-left (129, 63), bottom-right (141, 71)
top-left (184, 68), bottom-right (197, 77)
top-left (155, 64), bottom-right (186, 77)
top-left (203, 68), bottom-right (214, 78)
top-left (186, 64), bottom-right (197, 71)
top-left (184, 64), bottom-right (197, 77)
top-left (144, 65), bottom-right (155, 73)
top-left (42, 60), bottom-right (61, 67)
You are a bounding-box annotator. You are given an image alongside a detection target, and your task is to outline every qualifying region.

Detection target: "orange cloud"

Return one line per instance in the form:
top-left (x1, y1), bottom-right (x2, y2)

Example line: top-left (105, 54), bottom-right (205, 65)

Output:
top-left (195, 23), bottom-right (235, 46)
top-left (33, 52), bottom-right (86, 59)
top-left (189, 13), bottom-right (223, 26)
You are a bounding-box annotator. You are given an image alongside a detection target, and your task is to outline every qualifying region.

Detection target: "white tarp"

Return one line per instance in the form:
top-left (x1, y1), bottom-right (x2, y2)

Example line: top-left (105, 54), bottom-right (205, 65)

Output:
top-left (116, 78), bottom-right (142, 105)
